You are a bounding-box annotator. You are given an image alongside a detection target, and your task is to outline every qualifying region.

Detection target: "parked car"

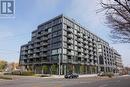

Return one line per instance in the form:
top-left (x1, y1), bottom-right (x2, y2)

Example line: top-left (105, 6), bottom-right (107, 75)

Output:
top-left (64, 73), bottom-right (79, 79)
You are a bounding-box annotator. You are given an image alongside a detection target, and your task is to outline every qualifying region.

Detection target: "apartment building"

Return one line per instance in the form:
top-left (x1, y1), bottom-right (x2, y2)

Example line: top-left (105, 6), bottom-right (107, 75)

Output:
top-left (97, 42), bottom-right (116, 73)
top-left (113, 49), bottom-right (123, 73)
top-left (19, 14), bottom-right (122, 74)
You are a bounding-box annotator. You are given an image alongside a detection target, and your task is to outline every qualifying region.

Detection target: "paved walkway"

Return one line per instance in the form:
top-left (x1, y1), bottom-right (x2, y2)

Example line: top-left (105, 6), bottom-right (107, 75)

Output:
top-left (39, 74), bottom-right (98, 78)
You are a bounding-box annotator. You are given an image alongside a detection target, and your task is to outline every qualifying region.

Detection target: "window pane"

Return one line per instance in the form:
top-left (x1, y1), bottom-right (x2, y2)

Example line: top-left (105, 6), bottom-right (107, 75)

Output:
top-left (48, 28), bottom-right (52, 33)
top-left (52, 49), bottom-right (57, 55)
top-left (58, 48), bottom-right (61, 53)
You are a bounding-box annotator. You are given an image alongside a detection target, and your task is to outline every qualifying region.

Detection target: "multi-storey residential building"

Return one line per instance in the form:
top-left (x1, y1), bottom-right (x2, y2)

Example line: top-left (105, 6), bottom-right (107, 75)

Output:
top-left (97, 42), bottom-right (116, 73)
top-left (113, 49), bottom-right (123, 73)
top-left (19, 14), bottom-right (122, 75)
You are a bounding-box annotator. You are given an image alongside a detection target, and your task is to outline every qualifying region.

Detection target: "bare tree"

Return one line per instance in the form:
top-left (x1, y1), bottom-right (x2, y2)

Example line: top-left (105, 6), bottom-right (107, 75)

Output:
top-left (99, 0), bottom-right (130, 43)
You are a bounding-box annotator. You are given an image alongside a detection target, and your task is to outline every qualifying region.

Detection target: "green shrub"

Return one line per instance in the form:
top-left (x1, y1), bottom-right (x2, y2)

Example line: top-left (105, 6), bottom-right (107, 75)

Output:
top-left (3, 71), bottom-right (34, 76)
top-left (21, 71), bottom-right (34, 76)
top-left (3, 72), bottom-right (12, 75)
top-left (0, 75), bottom-right (12, 80)
top-left (42, 65), bottom-right (49, 74)
top-left (107, 72), bottom-right (114, 78)
top-left (98, 72), bottom-right (114, 78)
top-left (40, 74), bottom-right (50, 77)
top-left (51, 64), bottom-right (57, 74)
top-left (12, 71), bottom-right (21, 75)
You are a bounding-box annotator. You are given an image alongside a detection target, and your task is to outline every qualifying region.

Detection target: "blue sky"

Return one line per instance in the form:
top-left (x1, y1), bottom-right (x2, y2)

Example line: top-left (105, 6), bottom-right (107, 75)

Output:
top-left (0, 0), bottom-right (129, 66)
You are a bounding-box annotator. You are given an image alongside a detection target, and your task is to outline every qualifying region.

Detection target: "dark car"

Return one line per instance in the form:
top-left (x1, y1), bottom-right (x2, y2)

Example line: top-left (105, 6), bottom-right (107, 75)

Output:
top-left (64, 73), bottom-right (79, 79)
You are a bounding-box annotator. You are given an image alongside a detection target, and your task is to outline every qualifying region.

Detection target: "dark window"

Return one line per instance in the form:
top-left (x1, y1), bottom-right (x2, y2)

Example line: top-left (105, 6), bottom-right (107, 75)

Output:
top-left (51, 55), bottom-right (58, 61)
top-left (52, 32), bottom-right (57, 37)
top-left (52, 37), bottom-right (62, 43)
top-left (52, 24), bottom-right (62, 32)
top-left (99, 55), bottom-right (104, 64)
top-left (52, 42), bottom-right (61, 48)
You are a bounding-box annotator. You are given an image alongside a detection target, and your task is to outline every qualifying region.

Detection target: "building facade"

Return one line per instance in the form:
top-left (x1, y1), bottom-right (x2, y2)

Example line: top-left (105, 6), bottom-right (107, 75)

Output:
top-left (113, 49), bottom-right (123, 73)
top-left (97, 42), bottom-right (116, 73)
top-left (19, 15), bottom-right (122, 74)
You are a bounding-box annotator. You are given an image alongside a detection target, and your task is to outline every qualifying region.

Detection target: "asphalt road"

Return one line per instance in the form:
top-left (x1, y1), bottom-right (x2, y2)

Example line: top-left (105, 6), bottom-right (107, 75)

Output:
top-left (66, 76), bottom-right (130, 87)
top-left (0, 75), bottom-right (130, 87)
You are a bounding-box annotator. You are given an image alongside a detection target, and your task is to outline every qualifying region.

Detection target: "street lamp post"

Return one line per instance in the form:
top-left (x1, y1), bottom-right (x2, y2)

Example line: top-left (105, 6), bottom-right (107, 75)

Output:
top-left (59, 53), bottom-right (61, 76)
top-left (58, 48), bottom-right (61, 76)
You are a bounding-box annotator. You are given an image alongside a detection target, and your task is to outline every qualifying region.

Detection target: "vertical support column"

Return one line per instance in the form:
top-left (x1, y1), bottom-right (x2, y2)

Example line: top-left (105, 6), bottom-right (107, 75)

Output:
top-left (59, 54), bottom-right (61, 76)
top-left (61, 64), bottom-right (63, 75)
top-left (73, 65), bottom-right (75, 73)
top-left (64, 64), bottom-right (66, 75)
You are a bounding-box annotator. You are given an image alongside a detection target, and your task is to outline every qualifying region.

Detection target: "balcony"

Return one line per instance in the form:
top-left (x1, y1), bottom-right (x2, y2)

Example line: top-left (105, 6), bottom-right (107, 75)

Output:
top-left (42, 37), bottom-right (48, 41)
top-left (77, 38), bottom-right (81, 42)
top-left (28, 55), bottom-right (33, 58)
top-left (89, 47), bottom-right (93, 50)
top-left (94, 58), bottom-right (97, 61)
top-left (67, 28), bottom-right (73, 33)
top-left (41, 59), bottom-right (49, 63)
top-left (68, 46), bottom-right (73, 49)
top-left (94, 62), bottom-right (98, 65)
top-left (42, 31), bottom-right (48, 35)
top-left (40, 54), bottom-right (47, 57)
top-left (35, 44), bottom-right (40, 47)
top-left (67, 52), bottom-right (73, 55)
top-left (67, 40), bottom-right (73, 44)
top-left (21, 56), bottom-right (27, 59)
top-left (28, 51), bottom-right (33, 54)
top-left (77, 48), bottom-right (81, 52)
top-left (84, 55), bottom-right (88, 59)
top-left (68, 59), bottom-right (72, 63)
top-left (84, 46), bottom-right (88, 49)
top-left (77, 43), bottom-right (82, 47)
top-left (89, 56), bottom-right (93, 59)
top-left (89, 52), bottom-right (93, 55)
top-left (88, 43), bottom-right (93, 46)
top-left (35, 39), bottom-right (41, 43)
top-left (88, 38), bottom-right (92, 42)
top-left (83, 36), bottom-right (88, 40)
top-left (22, 47), bottom-right (28, 51)
top-left (21, 52), bottom-right (28, 55)
top-left (34, 49), bottom-right (40, 53)
top-left (67, 34), bottom-right (73, 39)
top-left (83, 41), bottom-right (88, 44)
top-left (42, 48), bottom-right (48, 51)
top-left (93, 44), bottom-right (97, 47)
top-left (28, 45), bottom-right (34, 49)
top-left (94, 48), bottom-right (96, 52)
top-left (94, 53), bottom-right (97, 56)
top-left (78, 54), bottom-right (82, 57)
top-left (80, 39), bottom-right (83, 42)
top-left (84, 50), bottom-right (88, 53)
top-left (42, 42), bottom-right (48, 46)
top-left (77, 33), bottom-right (81, 37)
top-left (93, 40), bottom-right (96, 43)
top-left (33, 55), bottom-right (40, 58)
top-left (90, 62), bottom-right (94, 65)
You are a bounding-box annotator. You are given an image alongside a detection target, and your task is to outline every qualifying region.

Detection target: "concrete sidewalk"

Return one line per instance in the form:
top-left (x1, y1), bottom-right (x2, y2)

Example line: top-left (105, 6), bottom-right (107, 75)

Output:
top-left (44, 74), bottom-right (97, 78)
